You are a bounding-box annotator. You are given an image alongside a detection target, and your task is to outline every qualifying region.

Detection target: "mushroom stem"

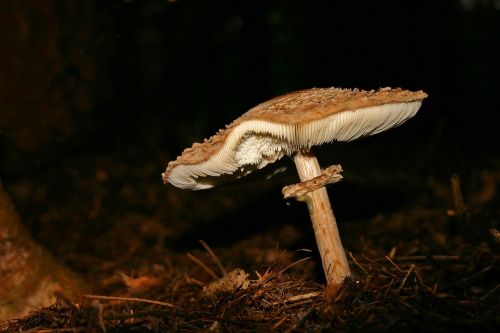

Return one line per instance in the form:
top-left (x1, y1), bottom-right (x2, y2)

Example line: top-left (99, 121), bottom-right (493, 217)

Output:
top-left (293, 150), bottom-right (351, 288)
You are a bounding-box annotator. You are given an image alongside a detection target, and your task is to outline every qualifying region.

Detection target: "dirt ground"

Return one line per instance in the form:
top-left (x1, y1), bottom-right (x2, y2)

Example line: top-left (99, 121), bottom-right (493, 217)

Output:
top-left (1, 151), bottom-right (499, 332)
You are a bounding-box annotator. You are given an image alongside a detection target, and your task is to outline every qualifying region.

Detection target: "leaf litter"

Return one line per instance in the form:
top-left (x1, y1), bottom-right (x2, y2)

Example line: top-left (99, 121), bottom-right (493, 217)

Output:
top-left (2, 158), bottom-right (499, 332)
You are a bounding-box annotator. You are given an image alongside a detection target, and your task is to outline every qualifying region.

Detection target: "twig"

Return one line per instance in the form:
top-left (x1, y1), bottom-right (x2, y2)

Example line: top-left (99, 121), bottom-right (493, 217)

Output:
top-left (82, 295), bottom-right (174, 308)
top-left (396, 255), bottom-right (426, 261)
top-left (450, 174), bottom-right (466, 215)
top-left (430, 255), bottom-right (460, 261)
top-left (385, 255), bottom-right (403, 272)
top-left (441, 265), bottom-right (492, 290)
top-left (362, 255), bottom-right (399, 279)
top-left (272, 316), bottom-right (288, 330)
top-left (349, 252), bottom-right (368, 274)
top-left (413, 266), bottom-right (428, 289)
top-left (184, 274), bottom-right (205, 287)
top-left (208, 321), bottom-right (219, 332)
top-left (272, 292), bottom-right (322, 305)
top-left (200, 239), bottom-right (227, 276)
top-left (384, 278), bottom-right (395, 298)
top-left (396, 264), bottom-right (415, 292)
top-left (186, 252), bottom-right (219, 279)
top-left (20, 329), bottom-right (86, 333)
top-left (396, 255), bottom-right (460, 261)
top-left (480, 283), bottom-right (500, 301)
top-left (282, 164), bottom-right (343, 200)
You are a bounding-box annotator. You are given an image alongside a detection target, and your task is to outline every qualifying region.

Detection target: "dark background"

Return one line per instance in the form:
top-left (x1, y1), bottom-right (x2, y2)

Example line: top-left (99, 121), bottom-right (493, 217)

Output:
top-left (0, 0), bottom-right (499, 259)
top-left (104, 0), bottom-right (499, 173)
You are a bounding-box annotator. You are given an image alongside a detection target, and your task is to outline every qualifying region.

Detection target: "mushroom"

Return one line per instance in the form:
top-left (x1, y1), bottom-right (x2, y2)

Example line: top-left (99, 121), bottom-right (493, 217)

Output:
top-left (162, 87), bottom-right (427, 288)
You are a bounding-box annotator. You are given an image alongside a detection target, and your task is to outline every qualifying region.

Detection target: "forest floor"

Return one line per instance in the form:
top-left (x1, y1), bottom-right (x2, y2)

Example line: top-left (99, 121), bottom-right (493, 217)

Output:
top-left (1, 153), bottom-right (499, 332)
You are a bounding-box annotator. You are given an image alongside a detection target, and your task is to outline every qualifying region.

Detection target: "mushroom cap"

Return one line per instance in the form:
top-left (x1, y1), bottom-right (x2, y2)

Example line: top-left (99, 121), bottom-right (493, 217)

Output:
top-left (163, 87), bottom-right (427, 190)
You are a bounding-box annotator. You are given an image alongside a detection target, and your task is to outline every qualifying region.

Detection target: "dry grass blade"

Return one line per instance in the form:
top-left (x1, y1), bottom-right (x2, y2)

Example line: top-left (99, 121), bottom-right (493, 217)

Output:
top-left (199, 240), bottom-right (228, 276)
top-left (82, 295), bottom-right (174, 308)
top-left (186, 252), bottom-right (219, 279)
top-left (279, 257), bottom-right (312, 274)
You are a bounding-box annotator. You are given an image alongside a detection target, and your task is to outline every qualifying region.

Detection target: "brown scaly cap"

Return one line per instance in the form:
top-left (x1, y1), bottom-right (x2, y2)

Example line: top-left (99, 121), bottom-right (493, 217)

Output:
top-left (163, 87), bottom-right (427, 189)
